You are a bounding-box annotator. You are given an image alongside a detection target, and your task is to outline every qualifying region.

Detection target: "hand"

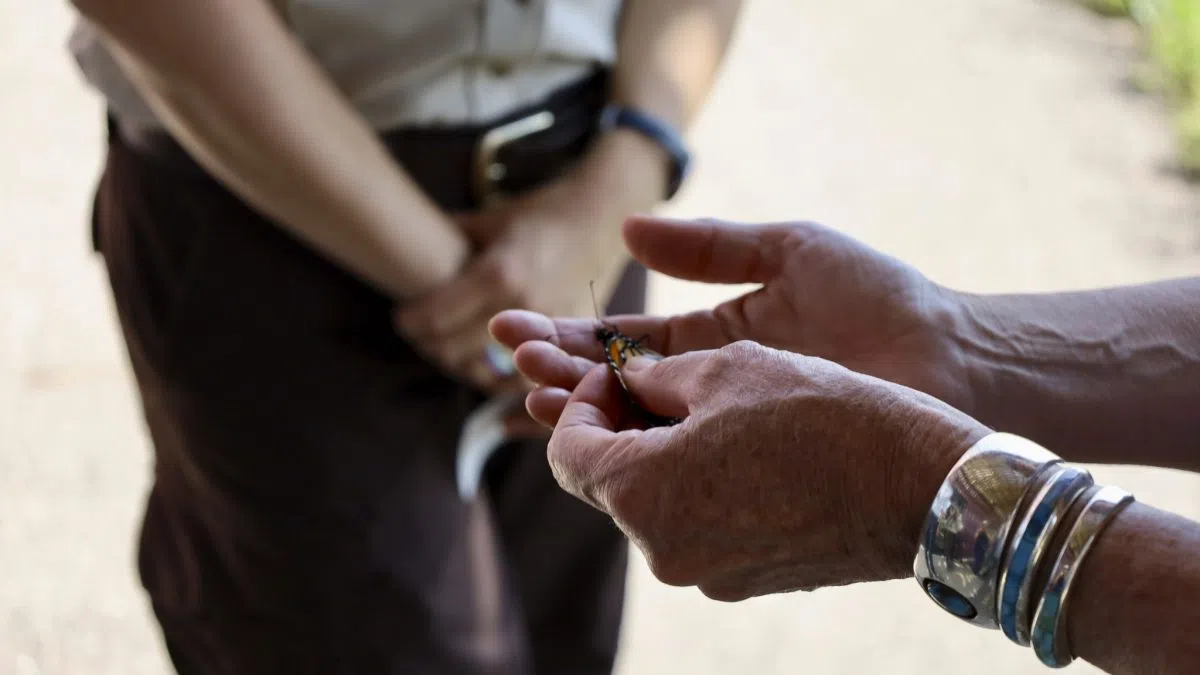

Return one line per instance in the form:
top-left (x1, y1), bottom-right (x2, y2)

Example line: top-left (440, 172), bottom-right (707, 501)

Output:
top-left (547, 340), bottom-right (988, 600)
top-left (490, 216), bottom-right (971, 427)
top-left (397, 132), bottom-right (665, 393)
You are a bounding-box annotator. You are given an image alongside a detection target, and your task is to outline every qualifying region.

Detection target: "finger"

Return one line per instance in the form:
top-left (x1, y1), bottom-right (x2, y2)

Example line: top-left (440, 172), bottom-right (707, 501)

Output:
top-left (433, 284), bottom-right (526, 374)
top-left (512, 340), bottom-right (597, 389)
top-left (623, 216), bottom-right (791, 285)
top-left (553, 365), bottom-right (687, 514)
top-left (555, 365), bottom-right (628, 435)
top-left (396, 263), bottom-right (496, 340)
top-left (516, 342), bottom-right (689, 430)
top-left (617, 350), bottom-right (718, 419)
top-left (526, 386), bottom-right (571, 427)
top-left (488, 310), bottom-right (653, 360)
top-left (549, 366), bottom-right (641, 510)
top-left (489, 309), bottom-right (728, 361)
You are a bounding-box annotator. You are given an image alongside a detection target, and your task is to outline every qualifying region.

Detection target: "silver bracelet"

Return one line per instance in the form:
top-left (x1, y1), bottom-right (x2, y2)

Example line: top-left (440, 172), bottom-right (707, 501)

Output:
top-left (913, 432), bottom-right (1062, 629)
top-left (996, 465), bottom-right (1094, 646)
top-left (1029, 485), bottom-right (1135, 668)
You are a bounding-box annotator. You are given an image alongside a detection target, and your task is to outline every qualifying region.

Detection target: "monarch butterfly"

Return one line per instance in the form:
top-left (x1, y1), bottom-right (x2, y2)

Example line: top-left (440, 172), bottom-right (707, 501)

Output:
top-left (580, 282), bottom-right (683, 428)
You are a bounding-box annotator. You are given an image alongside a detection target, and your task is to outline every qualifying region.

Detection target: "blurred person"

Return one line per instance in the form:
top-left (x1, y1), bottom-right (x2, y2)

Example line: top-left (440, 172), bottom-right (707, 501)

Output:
top-left (491, 216), bottom-right (1200, 675)
top-left (65, 1), bottom-right (742, 673)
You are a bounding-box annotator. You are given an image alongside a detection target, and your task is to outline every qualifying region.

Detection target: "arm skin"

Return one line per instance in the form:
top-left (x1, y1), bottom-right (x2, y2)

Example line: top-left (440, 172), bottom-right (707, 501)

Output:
top-left (611, 0), bottom-right (744, 135)
top-left (71, 0), bottom-right (469, 300)
top-left (1063, 502), bottom-right (1200, 674)
top-left (938, 278), bottom-right (1200, 671)
top-left (387, 0), bottom-right (745, 391)
top-left (590, 0), bottom-right (746, 215)
top-left (948, 277), bottom-right (1200, 472)
top-left (492, 218), bottom-right (1200, 671)
top-left (530, 0), bottom-right (747, 330)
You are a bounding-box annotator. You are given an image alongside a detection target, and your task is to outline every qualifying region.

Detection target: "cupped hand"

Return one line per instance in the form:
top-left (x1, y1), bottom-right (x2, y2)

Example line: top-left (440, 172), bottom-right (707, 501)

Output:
top-left (545, 340), bottom-right (987, 600)
top-left (490, 215), bottom-right (971, 427)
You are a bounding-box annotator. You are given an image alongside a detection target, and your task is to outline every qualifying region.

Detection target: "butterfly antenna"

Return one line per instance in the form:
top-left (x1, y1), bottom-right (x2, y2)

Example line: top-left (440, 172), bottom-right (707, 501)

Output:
top-left (589, 280), bottom-right (603, 322)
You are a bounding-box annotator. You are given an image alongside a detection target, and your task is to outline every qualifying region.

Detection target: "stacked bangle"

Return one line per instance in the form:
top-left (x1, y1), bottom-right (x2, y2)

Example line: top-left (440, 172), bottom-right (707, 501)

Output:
top-left (997, 465), bottom-right (1094, 646)
top-left (913, 432), bottom-right (1135, 669)
top-left (1029, 485), bottom-right (1134, 667)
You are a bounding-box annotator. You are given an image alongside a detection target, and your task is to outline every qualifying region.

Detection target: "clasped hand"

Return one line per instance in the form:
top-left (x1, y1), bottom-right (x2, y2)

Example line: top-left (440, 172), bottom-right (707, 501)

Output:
top-left (396, 171), bottom-right (630, 386)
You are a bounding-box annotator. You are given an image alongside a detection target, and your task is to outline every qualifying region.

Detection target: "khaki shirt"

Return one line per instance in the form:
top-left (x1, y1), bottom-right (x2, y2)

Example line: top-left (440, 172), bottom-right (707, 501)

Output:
top-left (69, 0), bottom-right (622, 133)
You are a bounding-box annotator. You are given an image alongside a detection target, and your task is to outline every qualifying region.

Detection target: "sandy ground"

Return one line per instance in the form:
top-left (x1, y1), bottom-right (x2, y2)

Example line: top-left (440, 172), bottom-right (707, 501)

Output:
top-left (2, 1), bottom-right (1199, 674)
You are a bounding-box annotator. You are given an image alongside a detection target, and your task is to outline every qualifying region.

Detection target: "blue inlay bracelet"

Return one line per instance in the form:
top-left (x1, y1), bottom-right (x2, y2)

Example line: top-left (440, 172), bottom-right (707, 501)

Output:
top-left (1029, 485), bottom-right (1135, 668)
top-left (996, 465), bottom-right (1094, 646)
top-left (913, 432), bottom-right (1062, 629)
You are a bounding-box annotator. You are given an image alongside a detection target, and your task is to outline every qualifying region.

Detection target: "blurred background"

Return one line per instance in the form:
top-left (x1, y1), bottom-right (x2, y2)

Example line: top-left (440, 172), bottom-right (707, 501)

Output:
top-left (2, 0), bottom-right (1199, 673)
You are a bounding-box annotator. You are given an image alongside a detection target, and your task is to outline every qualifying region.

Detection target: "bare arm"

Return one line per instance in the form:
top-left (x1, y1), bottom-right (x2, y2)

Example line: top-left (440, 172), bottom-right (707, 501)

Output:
top-left (952, 277), bottom-right (1200, 471)
top-left (72, 0), bottom-right (469, 299)
top-left (1065, 502), bottom-right (1200, 674)
top-left (563, 0), bottom-right (746, 287)
top-left (949, 279), bottom-right (1200, 668)
top-left (597, 0), bottom-right (745, 204)
top-left (612, 0), bottom-right (743, 134)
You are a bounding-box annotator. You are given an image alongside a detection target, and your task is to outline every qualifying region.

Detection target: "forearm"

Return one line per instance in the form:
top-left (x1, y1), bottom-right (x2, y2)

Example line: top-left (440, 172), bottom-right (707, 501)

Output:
top-left (948, 277), bottom-right (1200, 470)
top-left (576, 0), bottom-right (744, 284)
top-left (612, 0), bottom-right (744, 134)
top-left (604, 0), bottom-right (744, 203)
top-left (1068, 502), bottom-right (1200, 674)
top-left (74, 0), bottom-right (469, 299)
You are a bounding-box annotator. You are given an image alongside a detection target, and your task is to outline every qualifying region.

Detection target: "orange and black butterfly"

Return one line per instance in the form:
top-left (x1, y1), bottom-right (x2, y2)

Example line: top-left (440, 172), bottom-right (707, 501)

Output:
top-left (582, 282), bottom-right (683, 428)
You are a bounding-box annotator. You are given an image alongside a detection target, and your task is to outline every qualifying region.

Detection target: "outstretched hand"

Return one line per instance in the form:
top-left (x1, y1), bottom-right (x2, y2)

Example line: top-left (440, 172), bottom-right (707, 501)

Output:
top-left (489, 215), bottom-right (970, 428)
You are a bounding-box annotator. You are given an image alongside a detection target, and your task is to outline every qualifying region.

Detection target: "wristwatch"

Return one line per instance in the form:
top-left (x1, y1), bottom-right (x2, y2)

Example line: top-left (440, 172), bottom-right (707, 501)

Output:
top-left (598, 103), bottom-right (692, 201)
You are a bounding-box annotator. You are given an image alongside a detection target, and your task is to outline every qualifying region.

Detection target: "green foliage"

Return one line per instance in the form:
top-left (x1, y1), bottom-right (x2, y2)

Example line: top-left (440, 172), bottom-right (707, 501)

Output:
top-left (1079, 0), bottom-right (1132, 16)
top-left (1082, 0), bottom-right (1200, 172)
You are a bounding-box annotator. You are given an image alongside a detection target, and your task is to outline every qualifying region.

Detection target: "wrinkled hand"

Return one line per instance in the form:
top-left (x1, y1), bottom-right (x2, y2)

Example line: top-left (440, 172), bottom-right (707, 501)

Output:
top-left (548, 341), bottom-right (987, 600)
top-left (490, 216), bottom-right (971, 427)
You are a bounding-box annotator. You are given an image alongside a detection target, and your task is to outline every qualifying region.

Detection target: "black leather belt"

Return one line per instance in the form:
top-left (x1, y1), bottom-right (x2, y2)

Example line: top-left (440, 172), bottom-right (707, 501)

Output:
top-left (110, 68), bottom-right (610, 212)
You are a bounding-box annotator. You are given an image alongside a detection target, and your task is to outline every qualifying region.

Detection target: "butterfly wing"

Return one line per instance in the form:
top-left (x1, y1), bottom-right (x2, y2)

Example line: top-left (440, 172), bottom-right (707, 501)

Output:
top-left (600, 333), bottom-right (681, 428)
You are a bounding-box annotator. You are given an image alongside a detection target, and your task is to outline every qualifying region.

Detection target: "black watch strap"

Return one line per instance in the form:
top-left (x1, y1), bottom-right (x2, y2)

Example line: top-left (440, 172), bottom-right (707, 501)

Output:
top-left (598, 103), bottom-right (691, 201)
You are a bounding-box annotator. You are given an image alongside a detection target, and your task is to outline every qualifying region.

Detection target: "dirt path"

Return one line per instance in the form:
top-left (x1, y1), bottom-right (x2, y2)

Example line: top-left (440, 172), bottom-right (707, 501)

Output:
top-left (2, 1), bottom-right (1197, 673)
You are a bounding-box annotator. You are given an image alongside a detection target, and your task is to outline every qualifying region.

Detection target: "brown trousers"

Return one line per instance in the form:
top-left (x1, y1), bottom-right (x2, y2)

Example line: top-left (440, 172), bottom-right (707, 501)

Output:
top-left (91, 73), bottom-right (643, 675)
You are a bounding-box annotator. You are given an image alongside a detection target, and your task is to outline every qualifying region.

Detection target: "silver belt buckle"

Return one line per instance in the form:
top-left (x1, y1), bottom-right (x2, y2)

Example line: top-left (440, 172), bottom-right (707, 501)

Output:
top-left (473, 110), bottom-right (555, 206)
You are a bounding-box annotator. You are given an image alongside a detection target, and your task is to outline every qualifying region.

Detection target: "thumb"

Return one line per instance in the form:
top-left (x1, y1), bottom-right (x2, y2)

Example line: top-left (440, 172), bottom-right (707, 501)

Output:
top-left (620, 351), bottom-right (712, 419)
top-left (622, 216), bottom-right (785, 284)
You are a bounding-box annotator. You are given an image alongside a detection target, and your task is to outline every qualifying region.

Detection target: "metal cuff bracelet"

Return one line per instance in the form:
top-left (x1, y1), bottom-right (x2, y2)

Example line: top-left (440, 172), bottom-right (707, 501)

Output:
top-left (913, 432), bottom-right (1063, 628)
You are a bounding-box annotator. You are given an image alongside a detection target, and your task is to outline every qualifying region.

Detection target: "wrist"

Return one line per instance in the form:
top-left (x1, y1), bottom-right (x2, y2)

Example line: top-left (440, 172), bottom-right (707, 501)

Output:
top-left (596, 102), bottom-right (690, 201)
top-left (578, 128), bottom-right (672, 215)
top-left (402, 234), bottom-right (470, 297)
top-left (912, 284), bottom-right (983, 416)
top-left (879, 396), bottom-right (991, 579)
